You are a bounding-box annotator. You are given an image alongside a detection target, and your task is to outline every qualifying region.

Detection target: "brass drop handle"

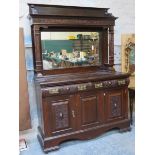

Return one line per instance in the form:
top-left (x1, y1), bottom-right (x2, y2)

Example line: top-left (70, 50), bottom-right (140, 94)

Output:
top-left (78, 85), bottom-right (86, 91)
top-left (72, 110), bottom-right (75, 118)
top-left (118, 80), bottom-right (126, 85)
top-left (59, 112), bottom-right (63, 119)
top-left (95, 83), bottom-right (103, 88)
top-left (49, 88), bottom-right (59, 94)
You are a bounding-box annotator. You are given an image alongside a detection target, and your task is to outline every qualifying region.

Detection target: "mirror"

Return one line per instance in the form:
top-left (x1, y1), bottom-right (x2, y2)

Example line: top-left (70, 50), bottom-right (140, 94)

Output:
top-left (41, 32), bottom-right (101, 70)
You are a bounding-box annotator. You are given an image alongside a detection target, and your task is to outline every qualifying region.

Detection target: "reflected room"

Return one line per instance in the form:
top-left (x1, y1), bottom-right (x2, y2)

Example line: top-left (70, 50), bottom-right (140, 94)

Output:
top-left (41, 32), bottom-right (101, 70)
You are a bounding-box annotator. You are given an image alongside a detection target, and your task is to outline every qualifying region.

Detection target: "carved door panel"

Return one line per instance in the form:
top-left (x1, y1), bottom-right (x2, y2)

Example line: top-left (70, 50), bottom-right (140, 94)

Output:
top-left (104, 89), bottom-right (126, 122)
top-left (43, 95), bottom-right (76, 136)
top-left (77, 91), bottom-right (103, 129)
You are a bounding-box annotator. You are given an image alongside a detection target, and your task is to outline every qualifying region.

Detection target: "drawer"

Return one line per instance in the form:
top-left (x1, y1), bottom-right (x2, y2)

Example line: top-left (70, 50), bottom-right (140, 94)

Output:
top-left (41, 79), bottom-right (129, 97)
top-left (42, 85), bottom-right (76, 97)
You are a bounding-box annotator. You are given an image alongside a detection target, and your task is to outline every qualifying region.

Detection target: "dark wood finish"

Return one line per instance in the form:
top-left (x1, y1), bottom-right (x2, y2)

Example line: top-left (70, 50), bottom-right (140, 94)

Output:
top-left (104, 89), bottom-right (126, 123)
top-left (78, 92), bottom-right (102, 129)
top-left (29, 3), bottom-right (117, 75)
top-left (19, 28), bottom-right (31, 131)
top-left (35, 72), bottom-right (130, 152)
top-left (129, 88), bottom-right (135, 125)
top-left (28, 3), bottom-right (116, 18)
top-left (29, 4), bottom-right (130, 152)
top-left (109, 26), bottom-right (114, 65)
top-left (42, 95), bottom-right (76, 136)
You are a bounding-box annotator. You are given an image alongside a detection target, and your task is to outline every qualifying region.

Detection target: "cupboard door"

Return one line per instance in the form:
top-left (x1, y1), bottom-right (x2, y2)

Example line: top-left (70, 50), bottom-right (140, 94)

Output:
top-left (77, 92), bottom-right (102, 129)
top-left (43, 95), bottom-right (76, 136)
top-left (105, 89), bottom-right (126, 122)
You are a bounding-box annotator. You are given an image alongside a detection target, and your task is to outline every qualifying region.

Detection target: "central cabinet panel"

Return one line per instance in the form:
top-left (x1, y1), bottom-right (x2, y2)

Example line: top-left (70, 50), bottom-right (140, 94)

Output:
top-left (81, 96), bottom-right (97, 125)
top-left (77, 91), bottom-right (103, 129)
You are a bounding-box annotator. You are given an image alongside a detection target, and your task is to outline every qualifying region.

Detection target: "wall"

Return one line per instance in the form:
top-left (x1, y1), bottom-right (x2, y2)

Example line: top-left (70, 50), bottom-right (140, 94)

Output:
top-left (19, 0), bottom-right (134, 131)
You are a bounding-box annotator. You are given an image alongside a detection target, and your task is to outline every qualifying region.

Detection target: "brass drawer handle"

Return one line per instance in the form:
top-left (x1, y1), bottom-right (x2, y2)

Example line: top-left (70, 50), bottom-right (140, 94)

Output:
top-left (78, 85), bottom-right (86, 91)
top-left (49, 88), bottom-right (59, 94)
top-left (118, 80), bottom-right (126, 85)
top-left (95, 83), bottom-right (103, 88)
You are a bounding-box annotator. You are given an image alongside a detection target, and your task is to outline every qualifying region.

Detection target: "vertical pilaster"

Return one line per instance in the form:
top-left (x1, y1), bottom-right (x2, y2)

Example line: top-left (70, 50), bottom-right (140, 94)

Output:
top-left (102, 28), bottom-right (108, 64)
top-left (33, 25), bottom-right (43, 73)
top-left (108, 26), bottom-right (114, 66)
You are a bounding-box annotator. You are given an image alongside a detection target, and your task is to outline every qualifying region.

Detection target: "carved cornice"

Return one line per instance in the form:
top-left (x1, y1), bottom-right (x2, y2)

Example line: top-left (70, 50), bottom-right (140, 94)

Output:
top-left (28, 4), bottom-right (117, 19)
top-left (32, 18), bottom-right (115, 26)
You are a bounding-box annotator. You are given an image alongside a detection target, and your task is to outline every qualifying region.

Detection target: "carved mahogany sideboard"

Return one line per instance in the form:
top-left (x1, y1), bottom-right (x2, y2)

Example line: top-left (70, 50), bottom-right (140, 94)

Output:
top-left (28, 4), bottom-right (131, 153)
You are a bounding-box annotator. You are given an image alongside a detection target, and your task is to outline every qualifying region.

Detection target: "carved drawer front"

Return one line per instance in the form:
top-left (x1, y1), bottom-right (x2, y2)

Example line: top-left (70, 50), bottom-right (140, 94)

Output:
top-left (105, 90), bottom-right (124, 122)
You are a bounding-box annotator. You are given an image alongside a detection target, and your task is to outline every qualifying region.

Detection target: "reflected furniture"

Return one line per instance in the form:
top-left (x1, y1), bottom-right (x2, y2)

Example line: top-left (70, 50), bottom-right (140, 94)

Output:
top-left (29, 4), bottom-right (131, 153)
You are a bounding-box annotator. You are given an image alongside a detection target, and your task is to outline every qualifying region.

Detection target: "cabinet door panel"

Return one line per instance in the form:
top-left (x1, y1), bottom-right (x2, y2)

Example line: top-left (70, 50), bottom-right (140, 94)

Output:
top-left (105, 89), bottom-right (126, 122)
top-left (43, 95), bottom-right (76, 136)
top-left (78, 92), bottom-right (102, 129)
top-left (81, 96), bottom-right (98, 125)
top-left (51, 101), bottom-right (70, 130)
top-left (108, 93), bottom-right (122, 118)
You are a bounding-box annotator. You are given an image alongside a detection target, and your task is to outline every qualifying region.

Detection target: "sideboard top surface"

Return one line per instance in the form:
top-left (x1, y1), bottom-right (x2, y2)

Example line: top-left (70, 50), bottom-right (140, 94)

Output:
top-left (36, 70), bottom-right (130, 86)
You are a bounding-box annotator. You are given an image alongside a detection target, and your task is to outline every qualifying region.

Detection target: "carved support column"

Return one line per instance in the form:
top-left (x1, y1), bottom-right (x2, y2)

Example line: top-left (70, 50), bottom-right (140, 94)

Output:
top-left (108, 26), bottom-right (114, 66)
top-left (102, 28), bottom-right (108, 64)
top-left (33, 25), bottom-right (42, 73)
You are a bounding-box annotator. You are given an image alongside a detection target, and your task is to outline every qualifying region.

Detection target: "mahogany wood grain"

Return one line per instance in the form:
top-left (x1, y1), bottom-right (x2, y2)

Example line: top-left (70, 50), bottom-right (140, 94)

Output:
top-left (28, 4), bottom-right (130, 152)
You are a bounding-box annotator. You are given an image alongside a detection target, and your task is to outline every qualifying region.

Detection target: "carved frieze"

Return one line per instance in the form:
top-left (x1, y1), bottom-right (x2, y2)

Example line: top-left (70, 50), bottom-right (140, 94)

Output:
top-left (32, 18), bottom-right (115, 26)
top-left (41, 78), bottom-right (129, 97)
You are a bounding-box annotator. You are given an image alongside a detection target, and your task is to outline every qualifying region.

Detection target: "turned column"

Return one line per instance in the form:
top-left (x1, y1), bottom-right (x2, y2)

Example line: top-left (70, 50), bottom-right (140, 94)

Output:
top-left (102, 28), bottom-right (108, 65)
top-left (108, 26), bottom-right (114, 66)
top-left (32, 25), bottom-right (43, 73)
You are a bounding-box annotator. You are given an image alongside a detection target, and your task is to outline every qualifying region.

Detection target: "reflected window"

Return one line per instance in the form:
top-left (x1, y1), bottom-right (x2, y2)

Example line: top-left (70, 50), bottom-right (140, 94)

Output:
top-left (41, 32), bottom-right (101, 70)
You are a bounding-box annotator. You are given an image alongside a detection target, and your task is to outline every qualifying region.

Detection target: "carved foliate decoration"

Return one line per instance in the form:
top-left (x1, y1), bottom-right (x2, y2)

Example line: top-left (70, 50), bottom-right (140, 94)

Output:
top-left (32, 18), bottom-right (114, 26)
top-left (110, 95), bottom-right (121, 117)
top-left (124, 39), bottom-right (135, 75)
top-left (52, 102), bottom-right (69, 129)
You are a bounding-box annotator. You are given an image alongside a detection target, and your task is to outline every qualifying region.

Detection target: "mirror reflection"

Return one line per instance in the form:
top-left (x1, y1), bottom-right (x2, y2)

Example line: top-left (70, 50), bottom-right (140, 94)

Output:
top-left (41, 32), bottom-right (101, 70)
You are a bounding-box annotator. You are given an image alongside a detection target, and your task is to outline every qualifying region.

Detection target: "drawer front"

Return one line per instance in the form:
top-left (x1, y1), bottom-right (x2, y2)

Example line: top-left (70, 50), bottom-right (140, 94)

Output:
top-left (41, 83), bottom-right (92, 97)
top-left (41, 78), bottom-right (129, 97)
